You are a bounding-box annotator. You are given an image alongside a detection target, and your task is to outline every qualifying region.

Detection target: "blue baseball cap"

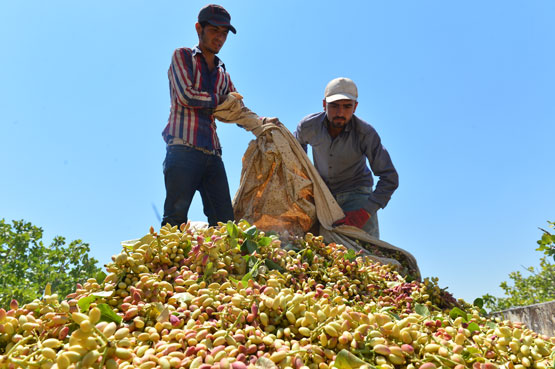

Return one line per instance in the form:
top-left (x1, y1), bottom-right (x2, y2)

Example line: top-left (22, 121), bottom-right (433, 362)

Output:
top-left (198, 4), bottom-right (237, 34)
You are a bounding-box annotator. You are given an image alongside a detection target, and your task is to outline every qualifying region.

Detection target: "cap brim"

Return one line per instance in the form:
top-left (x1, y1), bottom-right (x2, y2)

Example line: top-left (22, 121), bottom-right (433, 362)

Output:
top-left (206, 19), bottom-right (237, 34)
top-left (325, 93), bottom-right (357, 103)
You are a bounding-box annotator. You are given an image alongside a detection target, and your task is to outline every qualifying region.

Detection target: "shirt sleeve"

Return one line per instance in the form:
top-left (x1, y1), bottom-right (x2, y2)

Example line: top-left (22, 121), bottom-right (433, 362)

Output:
top-left (227, 75), bottom-right (237, 94)
top-left (294, 120), bottom-right (309, 153)
top-left (168, 48), bottom-right (220, 108)
top-left (362, 133), bottom-right (399, 213)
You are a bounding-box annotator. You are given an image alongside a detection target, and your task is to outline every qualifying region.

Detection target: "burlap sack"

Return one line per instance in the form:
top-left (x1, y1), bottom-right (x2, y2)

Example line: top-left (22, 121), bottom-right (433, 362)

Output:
top-left (214, 100), bottom-right (421, 280)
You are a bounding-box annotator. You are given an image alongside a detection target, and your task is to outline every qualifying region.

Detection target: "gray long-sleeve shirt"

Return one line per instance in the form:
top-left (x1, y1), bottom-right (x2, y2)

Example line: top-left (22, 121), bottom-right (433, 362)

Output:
top-left (294, 112), bottom-right (399, 213)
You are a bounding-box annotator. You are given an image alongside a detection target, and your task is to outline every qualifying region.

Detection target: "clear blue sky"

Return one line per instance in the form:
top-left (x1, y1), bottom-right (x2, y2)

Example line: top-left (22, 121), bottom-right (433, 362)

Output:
top-left (1, 1), bottom-right (554, 303)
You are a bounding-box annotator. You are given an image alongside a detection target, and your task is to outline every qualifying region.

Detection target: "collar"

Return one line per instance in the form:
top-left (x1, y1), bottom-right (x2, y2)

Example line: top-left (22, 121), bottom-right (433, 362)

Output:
top-left (192, 45), bottom-right (224, 68)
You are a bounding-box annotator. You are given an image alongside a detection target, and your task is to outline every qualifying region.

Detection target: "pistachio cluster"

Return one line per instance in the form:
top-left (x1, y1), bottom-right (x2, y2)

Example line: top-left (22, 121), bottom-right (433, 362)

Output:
top-left (0, 221), bottom-right (553, 369)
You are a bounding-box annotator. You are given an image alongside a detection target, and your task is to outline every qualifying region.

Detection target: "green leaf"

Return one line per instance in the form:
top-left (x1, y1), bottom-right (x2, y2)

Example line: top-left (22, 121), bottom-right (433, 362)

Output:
top-left (97, 303), bottom-right (122, 324)
top-left (449, 307), bottom-right (468, 321)
top-left (91, 291), bottom-right (114, 298)
top-left (466, 346), bottom-right (480, 355)
top-left (244, 240), bottom-right (258, 254)
top-left (333, 349), bottom-right (372, 369)
top-left (485, 321), bottom-right (497, 329)
top-left (173, 292), bottom-right (194, 306)
top-left (246, 255), bottom-right (257, 269)
top-left (77, 295), bottom-right (97, 312)
top-left (229, 276), bottom-right (246, 288)
top-left (245, 226), bottom-right (259, 239)
top-left (303, 249), bottom-right (314, 264)
top-left (473, 298), bottom-right (484, 308)
top-left (258, 237), bottom-right (272, 247)
top-left (265, 259), bottom-right (285, 273)
top-left (182, 243), bottom-right (192, 256)
top-left (120, 238), bottom-right (140, 250)
top-left (467, 322), bottom-right (480, 333)
top-left (344, 249), bottom-right (357, 261)
top-left (226, 221), bottom-right (239, 239)
top-left (77, 291), bottom-right (113, 312)
top-left (241, 272), bottom-right (253, 285)
top-left (203, 262), bottom-right (214, 281)
top-left (390, 312), bottom-right (401, 321)
top-left (414, 303), bottom-right (430, 317)
top-left (95, 271), bottom-right (107, 284)
top-left (229, 238), bottom-right (238, 249)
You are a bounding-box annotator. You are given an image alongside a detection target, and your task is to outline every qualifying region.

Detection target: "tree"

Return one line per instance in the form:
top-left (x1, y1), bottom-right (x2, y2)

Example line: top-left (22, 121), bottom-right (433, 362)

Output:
top-left (536, 220), bottom-right (555, 261)
top-left (481, 221), bottom-right (555, 312)
top-left (0, 219), bottom-right (102, 309)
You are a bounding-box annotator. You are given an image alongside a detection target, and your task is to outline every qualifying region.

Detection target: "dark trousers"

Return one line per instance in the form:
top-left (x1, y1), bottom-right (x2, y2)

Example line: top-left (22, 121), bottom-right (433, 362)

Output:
top-left (162, 145), bottom-right (234, 228)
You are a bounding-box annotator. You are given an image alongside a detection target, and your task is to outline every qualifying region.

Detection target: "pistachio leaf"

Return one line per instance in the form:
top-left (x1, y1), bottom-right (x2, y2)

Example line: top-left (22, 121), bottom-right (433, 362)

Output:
top-left (255, 357), bottom-right (278, 369)
top-left (97, 303), bottom-right (122, 324)
top-left (245, 225), bottom-right (259, 239)
top-left (95, 271), bottom-right (107, 284)
top-left (473, 298), bottom-right (484, 308)
top-left (157, 307), bottom-right (170, 323)
top-left (449, 307), bottom-right (468, 322)
top-left (242, 239), bottom-right (258, 254)
top-left (343, 249), bottom-right (357, 261)
top-left (173, 292), bottom-right (194, 306)
top-left (415, 303), bottom-right (430, 317)
top-left (226, 221), bottom-right (239, 239)
top-left (333, 349), bottom-right (372, 369)
top-left (258, 236), bottom-right (272, 247)
top-left (77, 295), bottom-right (97, 312)
top-left (265, 259), bottom-right (285, 273)
top-left (467, 322), bottom-right (480, 333)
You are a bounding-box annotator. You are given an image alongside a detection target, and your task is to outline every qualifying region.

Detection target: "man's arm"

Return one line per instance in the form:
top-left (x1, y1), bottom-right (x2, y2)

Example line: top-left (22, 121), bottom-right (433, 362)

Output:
top-left (168, 48), bottom-right (222, 108)
top-left (363, 135), bottom-right (399, 214)
top-left (294, 121), bottom-right (309, 153)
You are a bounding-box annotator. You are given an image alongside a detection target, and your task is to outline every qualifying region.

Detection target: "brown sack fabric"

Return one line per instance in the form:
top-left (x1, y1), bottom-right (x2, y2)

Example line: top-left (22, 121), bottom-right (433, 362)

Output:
top-left (233, 125), bottom-right (316, 236)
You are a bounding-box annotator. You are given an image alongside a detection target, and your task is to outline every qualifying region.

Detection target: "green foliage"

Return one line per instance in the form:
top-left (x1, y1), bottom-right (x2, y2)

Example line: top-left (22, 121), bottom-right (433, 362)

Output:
top-left (0, 219), bottom-right (101, 309)
top-left (536, 220), bottom-right (555, 261)
top-left (481, 221), bottom-right (555, 312)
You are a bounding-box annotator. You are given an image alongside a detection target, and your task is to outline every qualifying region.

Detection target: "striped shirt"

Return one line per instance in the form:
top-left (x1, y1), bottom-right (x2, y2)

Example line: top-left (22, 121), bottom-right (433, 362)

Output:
top-left (162, 46), bottom-right (236, 154)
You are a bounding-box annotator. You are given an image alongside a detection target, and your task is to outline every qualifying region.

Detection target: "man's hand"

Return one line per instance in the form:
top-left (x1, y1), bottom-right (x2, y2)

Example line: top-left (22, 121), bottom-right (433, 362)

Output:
top-left (262, 117), bottom-right (281, 126)
top-left (218, 92), bottom-right (243, 104)
top-left (333, 208), bottom-right (371, 228)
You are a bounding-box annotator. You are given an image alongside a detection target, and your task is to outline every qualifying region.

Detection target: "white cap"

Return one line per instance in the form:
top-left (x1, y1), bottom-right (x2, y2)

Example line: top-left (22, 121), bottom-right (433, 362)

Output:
top-left (324, 77), bottom-right (358, 103)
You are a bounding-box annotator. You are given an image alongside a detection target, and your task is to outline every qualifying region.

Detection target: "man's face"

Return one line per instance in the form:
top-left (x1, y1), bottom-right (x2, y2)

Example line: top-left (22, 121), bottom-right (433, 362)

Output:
top-left (197, 24), bottom-right (229, 54)
top-left (323, 99), bottom-right (358, 129)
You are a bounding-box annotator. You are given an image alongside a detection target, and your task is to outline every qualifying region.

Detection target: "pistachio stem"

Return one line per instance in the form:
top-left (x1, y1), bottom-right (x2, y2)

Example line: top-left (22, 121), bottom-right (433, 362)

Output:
top-left (5, 336), bottom-right (33, 358)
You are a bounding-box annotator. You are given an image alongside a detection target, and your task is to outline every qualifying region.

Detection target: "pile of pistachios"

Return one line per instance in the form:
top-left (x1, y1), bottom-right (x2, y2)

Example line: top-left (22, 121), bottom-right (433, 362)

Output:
top-left (0, 221), bottom-right (553, 369)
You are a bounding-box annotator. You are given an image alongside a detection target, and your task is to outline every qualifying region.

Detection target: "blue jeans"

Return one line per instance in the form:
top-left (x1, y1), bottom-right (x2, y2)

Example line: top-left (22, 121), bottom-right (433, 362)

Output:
top-left (334, 187), bottom-right (380, 239)
top-left (162, 145), bottom-right (234, 227)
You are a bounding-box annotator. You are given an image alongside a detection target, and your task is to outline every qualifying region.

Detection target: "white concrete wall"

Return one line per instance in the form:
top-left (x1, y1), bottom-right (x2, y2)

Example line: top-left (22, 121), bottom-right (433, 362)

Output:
top-left (491, 300), bottom-right (555, 338)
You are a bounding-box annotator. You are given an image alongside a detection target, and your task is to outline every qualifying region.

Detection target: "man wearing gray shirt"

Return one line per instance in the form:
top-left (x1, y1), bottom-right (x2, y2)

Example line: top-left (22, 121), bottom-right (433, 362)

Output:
top-left (294, 77), bottom-right (399, 239)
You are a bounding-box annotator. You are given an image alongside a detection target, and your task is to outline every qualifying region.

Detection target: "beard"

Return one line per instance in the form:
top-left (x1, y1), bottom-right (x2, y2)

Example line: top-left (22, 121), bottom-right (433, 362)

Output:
top-left (205, 45), bottom-right (220, 54)
top-left (329, 117), bottom-right (347, 129)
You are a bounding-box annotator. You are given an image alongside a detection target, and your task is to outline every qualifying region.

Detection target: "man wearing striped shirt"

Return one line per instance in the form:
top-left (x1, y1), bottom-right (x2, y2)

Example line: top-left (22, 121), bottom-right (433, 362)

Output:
top-left (161, 4), bottom-right (244, 227)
